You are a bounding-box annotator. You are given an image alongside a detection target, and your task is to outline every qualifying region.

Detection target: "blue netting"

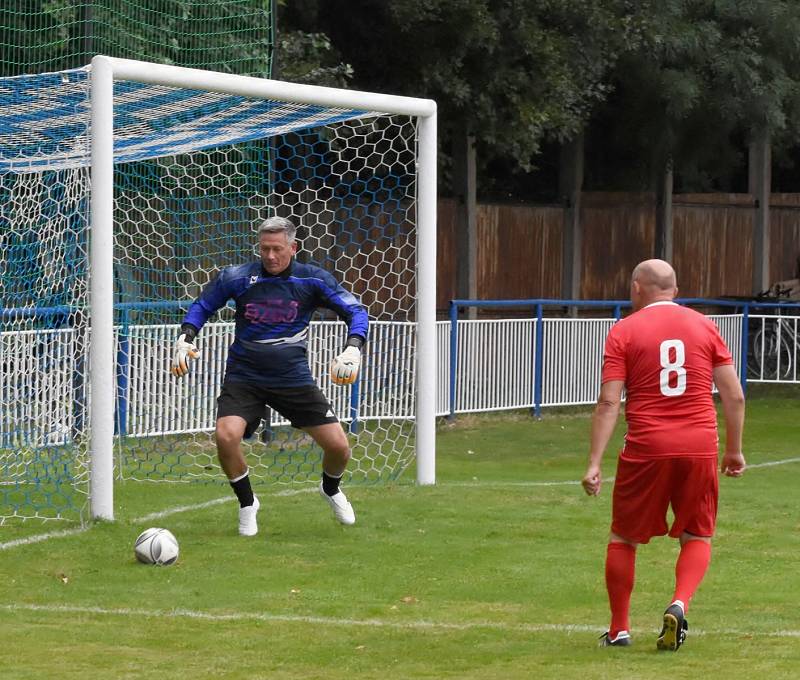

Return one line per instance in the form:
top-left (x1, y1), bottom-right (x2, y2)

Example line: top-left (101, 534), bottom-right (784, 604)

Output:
top-left (0, 68), bottom-right (371, 172)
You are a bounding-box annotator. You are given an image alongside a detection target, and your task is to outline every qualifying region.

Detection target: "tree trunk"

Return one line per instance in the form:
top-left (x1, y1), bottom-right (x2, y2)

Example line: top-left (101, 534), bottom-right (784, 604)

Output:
top-left (654, 158), bottom-right (674, 262)
top-left (749, 130), bottom-right (771, 294)
top-left (452, 123), bottom-right (478, 319)
top-left (559, 132), bottom-right (584, 304)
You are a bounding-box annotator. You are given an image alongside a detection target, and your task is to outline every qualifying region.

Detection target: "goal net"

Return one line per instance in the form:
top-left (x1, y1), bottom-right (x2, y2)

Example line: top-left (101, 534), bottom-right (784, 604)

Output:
top-left (0, 58), bottom-right (437, 523)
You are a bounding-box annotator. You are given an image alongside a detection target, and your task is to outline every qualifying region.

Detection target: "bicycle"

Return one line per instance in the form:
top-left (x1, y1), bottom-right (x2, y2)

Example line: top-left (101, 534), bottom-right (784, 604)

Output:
top-left (746, 283), bottom-right (800, 381)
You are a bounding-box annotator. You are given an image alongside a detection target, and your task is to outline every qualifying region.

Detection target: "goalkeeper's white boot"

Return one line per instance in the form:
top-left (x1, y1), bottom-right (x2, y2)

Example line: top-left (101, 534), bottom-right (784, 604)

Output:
top-left (318, 482), bottom-right (356, 526)
top-left (238, 496), bottom-right (260, 537)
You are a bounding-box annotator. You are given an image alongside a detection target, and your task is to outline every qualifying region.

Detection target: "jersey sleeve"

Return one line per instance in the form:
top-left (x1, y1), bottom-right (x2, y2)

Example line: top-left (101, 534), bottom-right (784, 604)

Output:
top-left (181, 269), bottom-right (232, 333)
top-left (315, 269), bottom-right (369, 342)
top-left (708, 319), bottom-right (733, 366)
top-left (601, 323), bottom-right (627, 383)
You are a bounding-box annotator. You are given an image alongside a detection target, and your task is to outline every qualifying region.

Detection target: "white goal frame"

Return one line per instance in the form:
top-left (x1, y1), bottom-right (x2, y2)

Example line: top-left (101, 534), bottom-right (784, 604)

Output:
top-left (89, 56), bottom-right (438, 520)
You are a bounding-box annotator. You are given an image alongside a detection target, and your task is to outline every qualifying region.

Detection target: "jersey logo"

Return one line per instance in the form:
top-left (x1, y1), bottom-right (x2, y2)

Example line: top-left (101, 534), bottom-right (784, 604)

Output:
top-left (244, 299), bottom-right (299, 324)
top-left (249, 275), bottom-right (259, 285)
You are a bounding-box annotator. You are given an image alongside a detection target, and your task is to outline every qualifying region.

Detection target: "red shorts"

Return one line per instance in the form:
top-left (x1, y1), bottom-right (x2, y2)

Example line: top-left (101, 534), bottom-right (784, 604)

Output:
top-left (611, 455), bottom-right (719, 544)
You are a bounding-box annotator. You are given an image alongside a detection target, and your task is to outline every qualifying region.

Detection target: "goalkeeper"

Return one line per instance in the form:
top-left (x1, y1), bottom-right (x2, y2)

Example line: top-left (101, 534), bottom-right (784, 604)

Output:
top-left (171, 216), bottom-right (367, 536)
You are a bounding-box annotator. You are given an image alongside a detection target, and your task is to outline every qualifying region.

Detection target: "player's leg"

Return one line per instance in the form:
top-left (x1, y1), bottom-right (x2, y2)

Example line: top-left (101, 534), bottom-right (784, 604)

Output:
top-left (265, 385), bottom-right (356, 525)
top-left (304, 422), bottom-right (356, 525)
top-left (216, 382), bottom-right (267, 536)
top-left (602, 456), bottom-right (671, 647)
top-left (304, 421), bottom-right (351, 477)
top-left (216, 415), bottom-right (249, 479)
top-left (672, 532), bottom-right (713, 615)
top-left (216, 414), bottom-right (261, 536)
top-left (659, 457), bottom-right (718, 650)
top-left (601, 533), bottom-right (637, 646)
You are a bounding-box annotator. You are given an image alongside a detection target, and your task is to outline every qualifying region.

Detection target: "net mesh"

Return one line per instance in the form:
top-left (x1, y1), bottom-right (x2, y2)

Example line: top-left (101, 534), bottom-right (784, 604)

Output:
top-left (0, 67), bottom-right (420, 522)
top-left (0, 1), bottom-right (273, 78)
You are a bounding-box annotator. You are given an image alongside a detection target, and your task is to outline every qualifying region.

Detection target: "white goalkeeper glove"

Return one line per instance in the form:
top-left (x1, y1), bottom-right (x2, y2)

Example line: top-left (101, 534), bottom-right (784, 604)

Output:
top-left (331, 346), bottom-right (361, 385)
top-left (170, 333), bottom-right (200, 378)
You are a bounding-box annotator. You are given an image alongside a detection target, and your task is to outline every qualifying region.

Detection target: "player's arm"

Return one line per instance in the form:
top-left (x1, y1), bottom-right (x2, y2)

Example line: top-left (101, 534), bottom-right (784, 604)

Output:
top-left (316, 271), bottom-right (369, 386)
top-left (170, 270), bottom-right (230, 378)
top-left (712, 364), bottom-right (746, 477)
top-left (582, 379), bottom-right (624, 496)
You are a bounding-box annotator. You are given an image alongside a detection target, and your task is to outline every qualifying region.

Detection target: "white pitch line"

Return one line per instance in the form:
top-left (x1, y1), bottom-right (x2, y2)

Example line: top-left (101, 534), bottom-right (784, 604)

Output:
top-left (442, 479), bottom-right (593, 488)
top-left (1, 456), bottom-right (797, 551)
top-left (441, 455), bottom-right (800, 488)
top-left (131, 486), bottom-right (317, 522)
top-left (134, 496), bottom-right (234, 523)
top-left (1, 602), bottom-right (799, 639)
top-left (0, 526), bottom-right (88, 551)
top-left (746, 456), bottom-right (800, 469)
top-left (0, 487), bottom-right (319, 551)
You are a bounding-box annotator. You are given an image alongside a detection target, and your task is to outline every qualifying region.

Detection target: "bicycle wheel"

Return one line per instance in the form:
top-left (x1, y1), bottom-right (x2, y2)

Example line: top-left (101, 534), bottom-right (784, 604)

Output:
top-left (751, 328), bottom-right (793, 380)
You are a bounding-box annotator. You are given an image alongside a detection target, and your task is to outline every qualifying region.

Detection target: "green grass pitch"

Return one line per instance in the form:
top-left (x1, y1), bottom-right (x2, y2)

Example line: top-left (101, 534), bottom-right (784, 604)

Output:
top-left (1, 386), bottom-right (798, 678)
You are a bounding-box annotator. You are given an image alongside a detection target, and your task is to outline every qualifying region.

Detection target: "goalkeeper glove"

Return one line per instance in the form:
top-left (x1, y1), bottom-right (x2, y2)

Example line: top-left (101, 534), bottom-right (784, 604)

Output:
top-left (331, 346), bottom-right (361, 385)
top-left (170, 330), bottom-right (200, 378)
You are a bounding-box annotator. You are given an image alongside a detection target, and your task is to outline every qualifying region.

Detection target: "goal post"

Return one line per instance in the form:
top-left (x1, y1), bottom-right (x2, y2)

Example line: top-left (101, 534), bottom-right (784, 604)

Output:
top-left (1, 56), bottom-right (437, 524)
top-left (89, 57), bottom-right (438, 520)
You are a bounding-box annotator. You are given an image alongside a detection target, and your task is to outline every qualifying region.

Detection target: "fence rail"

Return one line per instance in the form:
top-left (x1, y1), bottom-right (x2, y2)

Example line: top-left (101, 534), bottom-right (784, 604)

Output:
top-left (2, 300), bottom-right (799, 448)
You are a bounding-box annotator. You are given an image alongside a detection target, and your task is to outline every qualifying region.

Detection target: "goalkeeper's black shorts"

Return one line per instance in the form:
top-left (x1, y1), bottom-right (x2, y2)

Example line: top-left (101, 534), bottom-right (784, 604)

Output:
top-left (217, 380), bottom-right (339, 437)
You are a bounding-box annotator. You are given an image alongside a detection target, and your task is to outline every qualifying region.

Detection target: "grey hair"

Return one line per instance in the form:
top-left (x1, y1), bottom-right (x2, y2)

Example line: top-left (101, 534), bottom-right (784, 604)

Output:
top-left (258, 216), bottom-right (297, 242)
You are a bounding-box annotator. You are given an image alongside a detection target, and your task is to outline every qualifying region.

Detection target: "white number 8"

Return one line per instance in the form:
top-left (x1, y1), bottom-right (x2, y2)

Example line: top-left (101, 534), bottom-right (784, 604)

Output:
top-left (660, 339), bottom-right (686, 396)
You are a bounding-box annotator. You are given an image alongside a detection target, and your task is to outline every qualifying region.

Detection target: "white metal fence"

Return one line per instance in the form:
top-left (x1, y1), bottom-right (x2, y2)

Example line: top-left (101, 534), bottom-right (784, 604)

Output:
top-left (2, 312), bottom-right (797, 447)
top-left (1, 328), bottom-right (85, 448)
top-left (747, 314), bottom-right (799, 382)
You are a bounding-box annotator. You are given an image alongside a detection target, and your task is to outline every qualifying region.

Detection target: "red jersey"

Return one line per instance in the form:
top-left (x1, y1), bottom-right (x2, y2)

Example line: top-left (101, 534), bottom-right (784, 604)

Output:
top-left (601, 301), bottom-right (733, 458)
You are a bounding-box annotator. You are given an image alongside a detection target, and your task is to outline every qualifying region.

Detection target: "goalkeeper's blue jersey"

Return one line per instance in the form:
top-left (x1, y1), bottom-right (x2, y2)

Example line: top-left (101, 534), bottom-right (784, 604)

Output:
top-left (182, 259), bottom-right (368, 387)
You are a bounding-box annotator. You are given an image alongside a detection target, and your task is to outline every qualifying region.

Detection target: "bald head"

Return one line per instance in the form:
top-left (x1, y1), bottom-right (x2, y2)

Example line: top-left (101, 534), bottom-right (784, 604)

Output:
top-left (630, 259), bottom-right (678, 310)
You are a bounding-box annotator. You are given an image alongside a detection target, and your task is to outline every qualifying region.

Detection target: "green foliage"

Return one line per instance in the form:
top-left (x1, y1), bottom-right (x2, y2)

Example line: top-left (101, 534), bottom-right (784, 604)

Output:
top-left (274, 30), bottom-right (353, 87)
top-left (280, 0), bottom-right (800, 194)
top-left (591, 0), bottom-right (800, 190)
top-left (291, 0), bottom-right (640, 170)
top-left (0, 1), bottom-right (273, 77)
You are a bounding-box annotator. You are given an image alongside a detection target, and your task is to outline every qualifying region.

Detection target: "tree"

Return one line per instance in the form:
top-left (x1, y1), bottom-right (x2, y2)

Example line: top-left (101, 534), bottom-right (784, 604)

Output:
top-left (282, 0), bottom-right (642, 193)
top-left (586, 0), bottom-right (800, 192)
top-left (0, 1), bottom-right (275, 77)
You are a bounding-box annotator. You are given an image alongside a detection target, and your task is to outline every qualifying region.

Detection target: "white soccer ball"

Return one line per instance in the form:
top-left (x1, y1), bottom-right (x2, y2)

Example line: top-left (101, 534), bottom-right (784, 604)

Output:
top-left (134, 527), bottom-right (179, 566)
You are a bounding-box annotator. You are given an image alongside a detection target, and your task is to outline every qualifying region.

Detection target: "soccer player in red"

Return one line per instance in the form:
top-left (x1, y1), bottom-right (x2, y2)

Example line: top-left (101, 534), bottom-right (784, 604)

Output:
top-left (582, 259), bottom-right (746, 651)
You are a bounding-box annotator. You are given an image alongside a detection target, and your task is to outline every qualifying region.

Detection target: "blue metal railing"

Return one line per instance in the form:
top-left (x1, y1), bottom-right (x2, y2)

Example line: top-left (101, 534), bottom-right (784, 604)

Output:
top-left (448, 297), bottom-right (800, 418)
top-left (1, 299), bottom-right (365, 438)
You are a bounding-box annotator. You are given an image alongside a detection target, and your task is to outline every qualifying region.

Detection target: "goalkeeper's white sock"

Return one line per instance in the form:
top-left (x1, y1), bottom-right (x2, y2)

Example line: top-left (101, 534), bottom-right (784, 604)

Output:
top-left (230, 468), bottom-right (255, 508)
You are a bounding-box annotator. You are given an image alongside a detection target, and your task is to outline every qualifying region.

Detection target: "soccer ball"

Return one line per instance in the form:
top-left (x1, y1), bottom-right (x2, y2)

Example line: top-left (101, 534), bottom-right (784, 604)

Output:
top-left (134, 527), bottom-right (179, 566)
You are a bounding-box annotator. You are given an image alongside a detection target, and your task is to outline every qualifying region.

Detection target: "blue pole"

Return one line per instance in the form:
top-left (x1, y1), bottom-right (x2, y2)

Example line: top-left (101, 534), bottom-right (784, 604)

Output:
top-left (115, 308), bottom-right (130, 437)
top-left (449, 301), bottom-right (458, 418)
top-left (349, 377), bottom-right (360, 434)
top-left (533, 303), bottom-right (544, 418)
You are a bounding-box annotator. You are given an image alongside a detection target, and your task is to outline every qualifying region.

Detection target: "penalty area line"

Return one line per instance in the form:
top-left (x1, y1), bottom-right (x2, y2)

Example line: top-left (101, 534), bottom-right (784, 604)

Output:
top-left (0, 526), bottom-right (89, 552)
top-left (133, 486), bottom-right (317, 523)
top-left (1, 603), bottom-right (799, 639)
top-left (746, 456), bottom-right (800, 469)
top-left (2, 457), bottom-right (796, 551)
top-left (442, 454), bottom-right (800, 489)
top-left (0, 487), bottom-right (318, 551)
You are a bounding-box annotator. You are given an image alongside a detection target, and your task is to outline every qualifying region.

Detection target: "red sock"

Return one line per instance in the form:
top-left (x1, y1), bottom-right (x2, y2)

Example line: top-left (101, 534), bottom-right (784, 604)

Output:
top-left (605, 542), bottom-right (636, 636)
top-left (672, 540), bottom-right (712, 614)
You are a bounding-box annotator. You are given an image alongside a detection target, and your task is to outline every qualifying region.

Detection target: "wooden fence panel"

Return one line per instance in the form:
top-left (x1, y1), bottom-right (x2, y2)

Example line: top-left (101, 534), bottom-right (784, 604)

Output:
top-left (437, 192), bottom-right (800, 313)
top-left (672, 194), bottom-right (754, 297)
top-left (436, 199), bottom-right (458, 310)
top-left (579, 193), bottom-right (655, 300)
top-left (478, 203), bottom-right (563, 301)
top-left (770, 194), bottom-right (800, 284)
